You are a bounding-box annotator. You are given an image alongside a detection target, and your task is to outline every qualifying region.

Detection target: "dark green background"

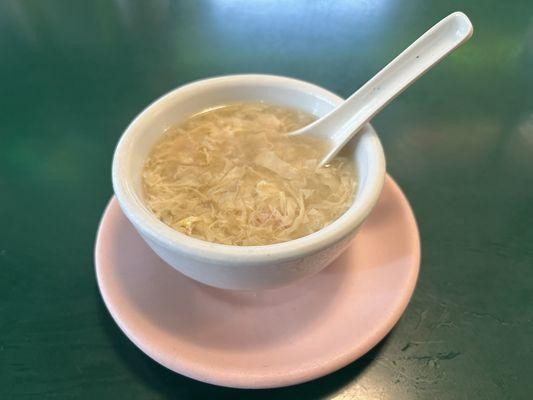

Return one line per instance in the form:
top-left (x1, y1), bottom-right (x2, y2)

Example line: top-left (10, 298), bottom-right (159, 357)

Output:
top-left (1, 1), bottom-right (532, 398)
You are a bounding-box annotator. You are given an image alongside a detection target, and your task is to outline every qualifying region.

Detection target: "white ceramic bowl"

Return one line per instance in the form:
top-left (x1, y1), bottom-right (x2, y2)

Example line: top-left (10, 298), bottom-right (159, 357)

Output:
top-left (112, 74), bottom-right (386, 290)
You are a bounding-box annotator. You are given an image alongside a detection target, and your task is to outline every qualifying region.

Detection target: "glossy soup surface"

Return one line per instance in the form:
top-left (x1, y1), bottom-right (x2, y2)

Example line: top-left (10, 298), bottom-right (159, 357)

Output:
top-left (142, 102), bottom-right (356, 245)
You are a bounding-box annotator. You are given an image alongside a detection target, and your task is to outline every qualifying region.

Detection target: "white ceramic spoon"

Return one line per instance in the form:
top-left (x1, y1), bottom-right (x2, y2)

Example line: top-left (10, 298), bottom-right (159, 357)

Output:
top-left (291, 12), bottom-right (473, 166)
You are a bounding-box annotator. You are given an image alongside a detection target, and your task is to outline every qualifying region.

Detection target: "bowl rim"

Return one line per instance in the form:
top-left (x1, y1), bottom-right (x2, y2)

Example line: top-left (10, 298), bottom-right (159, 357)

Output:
top-left (112, 74), bottom-right (386, 265)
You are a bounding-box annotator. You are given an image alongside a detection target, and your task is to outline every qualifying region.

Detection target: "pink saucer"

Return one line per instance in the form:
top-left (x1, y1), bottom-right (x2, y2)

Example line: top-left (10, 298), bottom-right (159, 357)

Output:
top-left (95, 175), bottom-right (420, 389)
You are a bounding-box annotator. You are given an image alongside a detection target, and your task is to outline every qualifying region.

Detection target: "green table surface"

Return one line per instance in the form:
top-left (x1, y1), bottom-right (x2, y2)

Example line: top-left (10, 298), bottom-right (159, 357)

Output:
top-left (1, 1), bottom-right (532, 399)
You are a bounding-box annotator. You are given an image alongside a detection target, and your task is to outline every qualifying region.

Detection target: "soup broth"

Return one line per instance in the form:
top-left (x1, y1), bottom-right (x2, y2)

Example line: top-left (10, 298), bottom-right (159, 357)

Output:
top-left (142, 102), bottom-right (356, 245)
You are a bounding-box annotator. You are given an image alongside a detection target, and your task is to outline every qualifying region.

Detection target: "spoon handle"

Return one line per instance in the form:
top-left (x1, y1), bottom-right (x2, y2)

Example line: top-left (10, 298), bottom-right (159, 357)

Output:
top-left (306, 12), bottom-right (473, 165)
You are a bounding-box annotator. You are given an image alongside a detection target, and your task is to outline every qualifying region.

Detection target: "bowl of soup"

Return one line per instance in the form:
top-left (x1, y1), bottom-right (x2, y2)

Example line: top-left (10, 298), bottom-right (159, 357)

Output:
top-left (112, 74), bottom-right (385, 290)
